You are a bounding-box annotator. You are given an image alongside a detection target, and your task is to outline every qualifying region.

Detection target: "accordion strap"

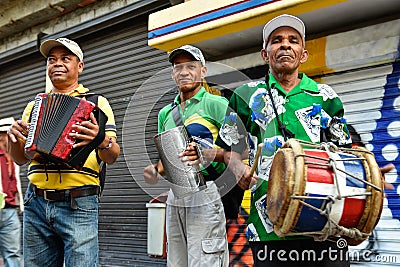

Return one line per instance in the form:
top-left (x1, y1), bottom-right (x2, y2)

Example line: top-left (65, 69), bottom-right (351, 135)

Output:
top-left (78, 93), bottom-right (104, 104)
top-left (77, 93), bottom-right (107, 195)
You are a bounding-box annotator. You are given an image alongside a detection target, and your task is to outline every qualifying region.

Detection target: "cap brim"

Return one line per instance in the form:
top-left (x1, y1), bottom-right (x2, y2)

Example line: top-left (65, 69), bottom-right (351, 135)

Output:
top-left (168, 49), bottom-right (200, 64)
top-left (168, 49), bottom-right (187, 64)
top-left (0, 117), bottom-right (15, 132)
top-left (40, 40), bottom-right (66, 58)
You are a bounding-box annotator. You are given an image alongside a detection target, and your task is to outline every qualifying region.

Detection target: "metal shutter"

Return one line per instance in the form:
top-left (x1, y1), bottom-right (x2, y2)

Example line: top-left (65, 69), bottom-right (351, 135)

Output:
top-left (0, 59), bottom-right (46, 120)
top-left (320, 64), bottom-right (400, 266)
top-left (77, 18), bottom-right (173, 266)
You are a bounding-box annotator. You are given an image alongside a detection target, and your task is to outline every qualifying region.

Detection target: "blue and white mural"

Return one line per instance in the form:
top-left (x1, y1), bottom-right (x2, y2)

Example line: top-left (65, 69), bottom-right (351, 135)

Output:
top-left (372, 54), bottom-right (400, 221)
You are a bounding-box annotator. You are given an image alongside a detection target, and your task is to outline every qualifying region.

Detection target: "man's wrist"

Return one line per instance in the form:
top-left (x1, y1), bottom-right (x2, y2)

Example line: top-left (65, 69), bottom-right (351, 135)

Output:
top-left (98, 137), bottom-right (113, 150)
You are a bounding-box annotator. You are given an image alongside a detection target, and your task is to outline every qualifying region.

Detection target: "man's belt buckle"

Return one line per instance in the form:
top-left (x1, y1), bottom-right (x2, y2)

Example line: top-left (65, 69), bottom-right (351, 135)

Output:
top-left (43, 190), bottom-right (56, 201)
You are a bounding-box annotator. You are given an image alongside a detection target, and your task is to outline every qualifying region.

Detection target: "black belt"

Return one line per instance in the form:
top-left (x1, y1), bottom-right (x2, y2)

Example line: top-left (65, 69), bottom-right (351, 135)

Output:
top-left (30, 184), bottom-right (100, 202)
top-left (3, 204), bottom-right (18, 209)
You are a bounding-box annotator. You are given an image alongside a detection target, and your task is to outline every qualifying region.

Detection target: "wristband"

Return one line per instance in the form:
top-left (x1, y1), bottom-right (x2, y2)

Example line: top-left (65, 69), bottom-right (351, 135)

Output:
top-left (153, 165), bottom-right (159, 176)
top-left (99, 137), bottom-right (113, 150)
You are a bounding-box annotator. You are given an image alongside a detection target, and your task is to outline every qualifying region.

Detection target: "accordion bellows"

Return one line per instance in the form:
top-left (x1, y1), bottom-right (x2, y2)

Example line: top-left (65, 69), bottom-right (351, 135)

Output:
top-left (25, 93), bottom-right (108, 169)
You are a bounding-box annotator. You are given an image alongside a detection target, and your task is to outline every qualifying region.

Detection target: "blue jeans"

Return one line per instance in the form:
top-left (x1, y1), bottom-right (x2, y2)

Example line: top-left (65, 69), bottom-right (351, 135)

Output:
top-left (0, 208), bottom-right (22, 267)
top-left (23, 186), bottom-right (99, 267)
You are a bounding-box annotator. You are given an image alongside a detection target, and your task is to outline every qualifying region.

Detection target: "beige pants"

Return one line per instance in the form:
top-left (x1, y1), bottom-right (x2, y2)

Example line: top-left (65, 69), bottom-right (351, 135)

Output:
top-left (166, 181), bottom-right (229, 267)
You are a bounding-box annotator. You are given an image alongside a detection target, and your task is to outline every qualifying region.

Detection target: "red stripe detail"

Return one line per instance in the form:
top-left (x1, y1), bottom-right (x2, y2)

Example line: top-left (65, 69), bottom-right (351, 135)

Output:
top-left (338, 198), bottom-right (366, 227)
top-left (304, 150), bottom-right (334, 184)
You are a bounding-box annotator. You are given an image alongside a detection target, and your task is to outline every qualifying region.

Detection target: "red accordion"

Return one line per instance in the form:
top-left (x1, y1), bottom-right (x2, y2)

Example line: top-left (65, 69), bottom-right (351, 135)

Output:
top-left (25, 93), bottom-right (107, 169)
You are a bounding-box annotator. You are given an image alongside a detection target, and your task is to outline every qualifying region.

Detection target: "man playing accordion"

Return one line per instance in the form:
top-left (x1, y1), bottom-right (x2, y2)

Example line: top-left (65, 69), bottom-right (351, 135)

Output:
top-left (7, 37), bottom-right (120, 267)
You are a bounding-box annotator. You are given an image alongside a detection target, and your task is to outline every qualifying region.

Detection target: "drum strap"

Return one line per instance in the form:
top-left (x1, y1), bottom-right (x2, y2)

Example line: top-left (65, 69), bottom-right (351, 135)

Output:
top-left (171, 102), bottom-right (183, 127)
top-left (265, 73), bottom-right (295, 141)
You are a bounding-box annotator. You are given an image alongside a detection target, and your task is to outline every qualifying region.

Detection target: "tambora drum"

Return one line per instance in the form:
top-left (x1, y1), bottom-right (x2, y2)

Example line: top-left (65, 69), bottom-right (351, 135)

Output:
top-left (267, 139), bottom-right (384, 245)
top-left (153, 126), bottom-right (206, 198)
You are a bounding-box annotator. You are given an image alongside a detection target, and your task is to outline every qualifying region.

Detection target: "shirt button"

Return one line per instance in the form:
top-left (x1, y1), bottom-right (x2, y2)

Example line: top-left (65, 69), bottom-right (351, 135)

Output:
top-left (284, 121), bottom-right (289, 125)
top-left (286, 99), bottom-right (290, 103)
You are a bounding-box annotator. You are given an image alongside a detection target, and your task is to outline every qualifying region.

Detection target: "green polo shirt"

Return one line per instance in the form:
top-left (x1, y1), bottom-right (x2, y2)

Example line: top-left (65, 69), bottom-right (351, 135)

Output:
top-left (158, 87), bottom-right (229, 179)
top-left (218, 73), bottom-right (348, 241)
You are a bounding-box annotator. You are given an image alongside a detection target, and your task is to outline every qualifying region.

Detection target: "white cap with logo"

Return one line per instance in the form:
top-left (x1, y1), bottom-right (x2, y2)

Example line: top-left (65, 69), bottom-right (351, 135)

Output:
top-left (168, 45), bottom-right (206, 66)
top-left (0, 117), bottom-right (15, 132)
top-left (263, 14), bottom-right (306, 48)
top-left (40, 37), bottom-right (84, 62)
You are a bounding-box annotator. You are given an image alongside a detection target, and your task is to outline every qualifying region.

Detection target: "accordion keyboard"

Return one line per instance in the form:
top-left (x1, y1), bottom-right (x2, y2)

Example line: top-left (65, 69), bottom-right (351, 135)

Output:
top-left (25, 94), bottom-right (43, 149)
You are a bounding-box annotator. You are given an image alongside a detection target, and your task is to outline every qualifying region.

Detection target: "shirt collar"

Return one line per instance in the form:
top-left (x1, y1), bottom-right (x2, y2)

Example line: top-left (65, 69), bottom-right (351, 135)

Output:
top-left (173, 86), bottom-right (207, 105)
top-left (268, 73), bottom-right (319, 95)
top-left (70, 84), bottom-right (89, 96)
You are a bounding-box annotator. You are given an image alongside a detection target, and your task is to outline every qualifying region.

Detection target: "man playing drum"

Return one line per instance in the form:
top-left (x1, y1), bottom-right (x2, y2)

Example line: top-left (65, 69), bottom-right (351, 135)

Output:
top-left (143, 45), bottom-right (229, 267)
top-left (217, 14), bottom-right (353, 266)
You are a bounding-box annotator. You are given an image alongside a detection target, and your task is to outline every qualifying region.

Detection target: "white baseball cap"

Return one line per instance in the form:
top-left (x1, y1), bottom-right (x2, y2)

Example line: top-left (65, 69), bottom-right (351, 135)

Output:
top-left (0, 117), bottom-right (15, 132)
top-left (168, 45), bottom-right (206, 66)
top-left (40, 37), bottom-right (84, 62)
top-left (263, 14), bottom-right (306, 48)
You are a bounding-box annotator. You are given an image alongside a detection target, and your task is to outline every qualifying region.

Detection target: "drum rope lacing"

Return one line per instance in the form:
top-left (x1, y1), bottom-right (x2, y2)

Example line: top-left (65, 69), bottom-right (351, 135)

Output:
top-left (286, 141), bottom-right (379, 241)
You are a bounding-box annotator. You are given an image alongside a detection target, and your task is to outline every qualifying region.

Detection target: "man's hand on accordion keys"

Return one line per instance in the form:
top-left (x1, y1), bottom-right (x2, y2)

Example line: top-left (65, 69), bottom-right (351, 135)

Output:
top-left (70, 112), bottom-right (100, 148)
top-left (8, 120), bottom-right (29, 143)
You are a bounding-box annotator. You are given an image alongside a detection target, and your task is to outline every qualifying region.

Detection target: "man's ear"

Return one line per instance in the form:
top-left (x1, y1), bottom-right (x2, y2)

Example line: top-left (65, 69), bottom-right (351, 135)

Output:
top-left (300, 49), bottom-right (309, 64)
top-left (200, 66), bottom-right (207, 79)
top-left (78, 62), bottom-right (84, 74)
top-left (261, 49), bottom-right (269, 63)
top-left (171, 68), bottom-right (175, 81)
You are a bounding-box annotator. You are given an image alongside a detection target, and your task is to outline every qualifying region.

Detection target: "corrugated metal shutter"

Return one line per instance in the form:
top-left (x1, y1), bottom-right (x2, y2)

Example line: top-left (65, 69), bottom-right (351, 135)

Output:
top-left (320, 64), bottom-right (400, 266)
top-left (77, 18), bottom-right (174, 266)
top-left (0, 59), bottom-right (46, 120)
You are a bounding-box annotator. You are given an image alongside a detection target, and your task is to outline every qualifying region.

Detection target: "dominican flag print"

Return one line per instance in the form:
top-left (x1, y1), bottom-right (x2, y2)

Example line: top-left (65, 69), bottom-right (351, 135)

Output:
top-left (294, 149), bottom-right (367, 233)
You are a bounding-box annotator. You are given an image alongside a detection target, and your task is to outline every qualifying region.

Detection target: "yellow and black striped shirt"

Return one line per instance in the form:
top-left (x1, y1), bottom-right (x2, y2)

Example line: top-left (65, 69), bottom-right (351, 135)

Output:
top-left (21, 84), bottom-right (117, 190)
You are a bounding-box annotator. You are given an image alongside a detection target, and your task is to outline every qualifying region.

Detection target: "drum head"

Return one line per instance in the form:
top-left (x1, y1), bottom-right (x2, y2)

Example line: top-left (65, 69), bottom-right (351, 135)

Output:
top-left (267, 139), bottom-right (307, 236)
top-left (267, 148), bottom-right (295, 226)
